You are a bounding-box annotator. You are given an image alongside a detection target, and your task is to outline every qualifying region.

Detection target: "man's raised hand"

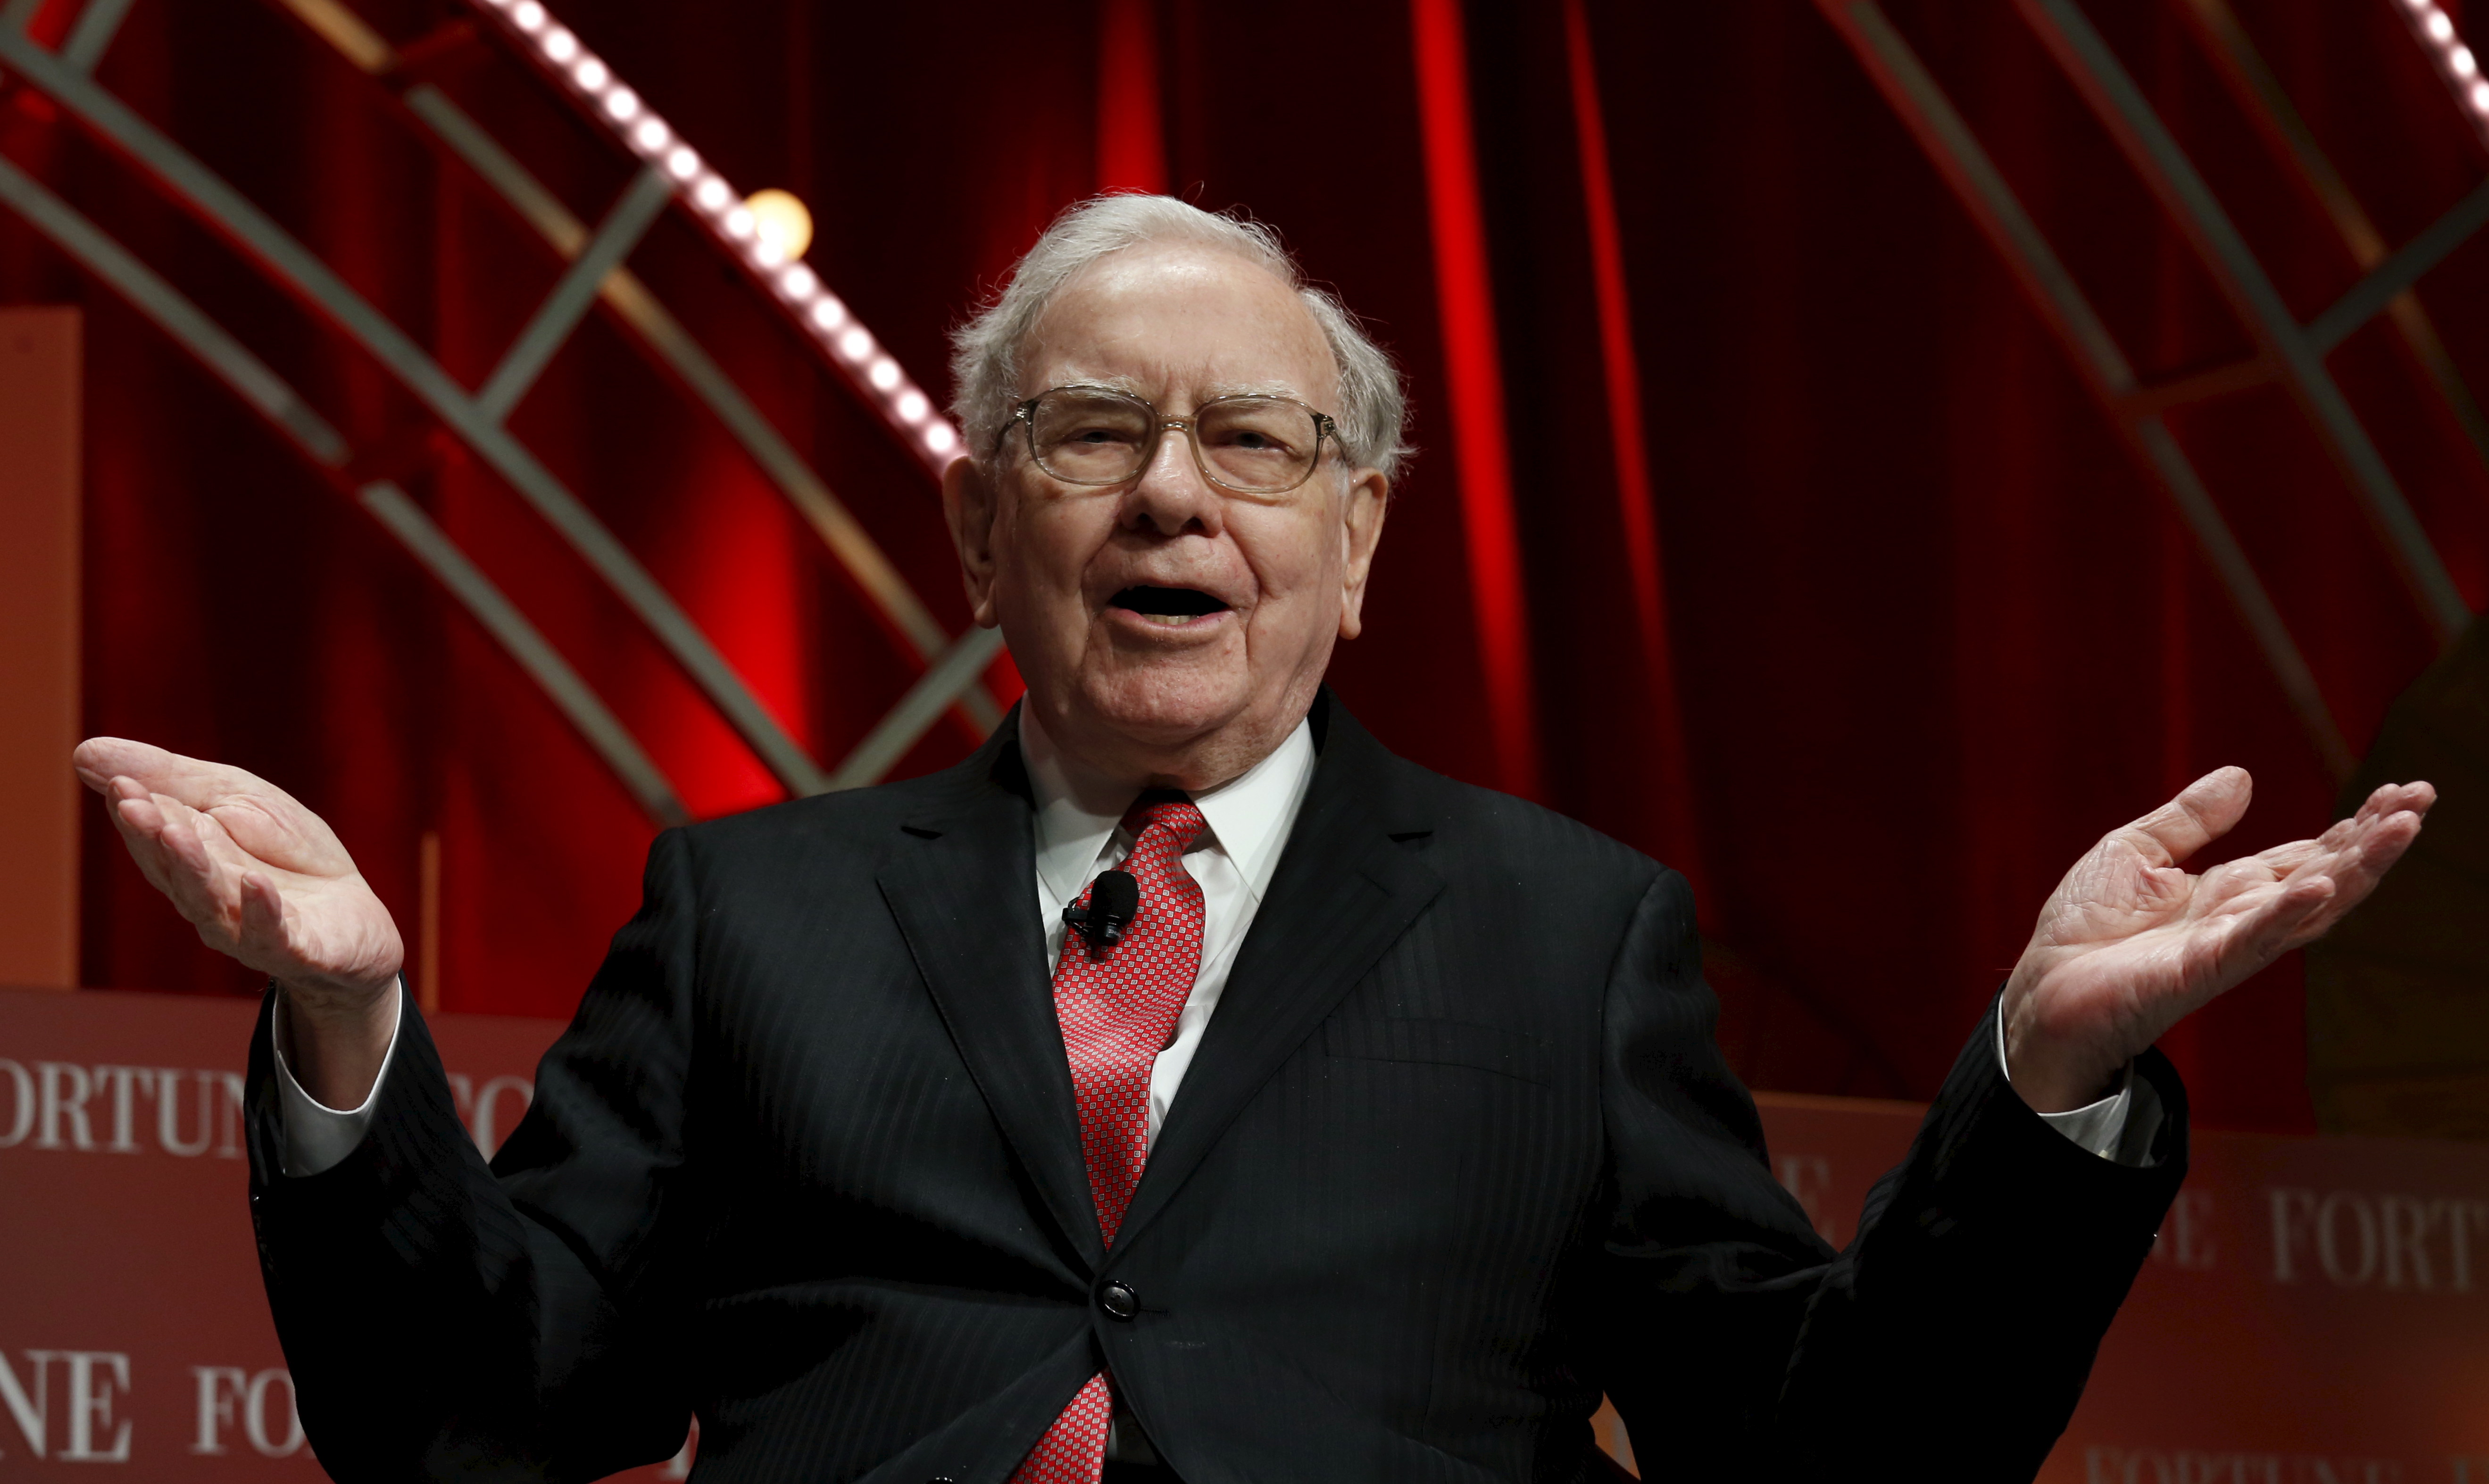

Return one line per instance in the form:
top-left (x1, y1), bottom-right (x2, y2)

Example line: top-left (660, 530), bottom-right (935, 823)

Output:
top-left (73, 738), bottom-right (402, 1106)
top-left (2002, 767), bottom-right (2433, 1112)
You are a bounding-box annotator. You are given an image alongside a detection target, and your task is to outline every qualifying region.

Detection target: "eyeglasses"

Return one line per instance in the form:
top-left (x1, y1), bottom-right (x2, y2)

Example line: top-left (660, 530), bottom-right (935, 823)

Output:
top-left (1001, 384), bottom-right (1340, 496)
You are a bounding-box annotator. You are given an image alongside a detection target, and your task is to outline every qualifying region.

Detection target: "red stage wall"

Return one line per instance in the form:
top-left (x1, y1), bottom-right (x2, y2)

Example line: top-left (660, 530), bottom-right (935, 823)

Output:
top-left (3, 0), bottom-right (2485, 1128)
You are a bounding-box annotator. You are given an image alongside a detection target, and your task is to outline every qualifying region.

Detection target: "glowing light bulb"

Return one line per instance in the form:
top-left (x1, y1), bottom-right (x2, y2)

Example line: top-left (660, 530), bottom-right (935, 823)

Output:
top-left (838, 328), bottom-right (873, 362)
top-left (924, 424), bottom-right (958, 453)
top-left (2456, 46), bottom-right (2479, 76)
top-left (543, 26), bottom-right (579, 62)
top-left (693, 175), bottom-right (731, 212)
top-left (633, 117), bottom-right (669, 151)
top-left (896, 391), bottom-right (929, 422)
top-left (777, 265), bottom-right (819, 300)
top-left (604, 88), bottom-right (640, 122)
top-left (2471, 79), bottom-right (2489, 110)
top-left (512, 1), bottom-right (546, 32)
top-left (868, 358), bottom-right (901, 391)
top-left (2426, 9), bottom-right (2455, 42)
top-left (742, 189), bottom-right (814, 263)
top-left (723, 206), bottom-right (757, 240)
top-left (809, 297), bottom-right (847, 330)
top-left (665, 146), bottom-right (699, 181)
top-left (574, 57), bottom-right (608, 91)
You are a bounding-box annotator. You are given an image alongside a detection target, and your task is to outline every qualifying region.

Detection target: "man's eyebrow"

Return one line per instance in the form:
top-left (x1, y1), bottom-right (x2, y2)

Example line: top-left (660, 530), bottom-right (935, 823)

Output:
top-left (1202, 380), bottom-right (1308, 401)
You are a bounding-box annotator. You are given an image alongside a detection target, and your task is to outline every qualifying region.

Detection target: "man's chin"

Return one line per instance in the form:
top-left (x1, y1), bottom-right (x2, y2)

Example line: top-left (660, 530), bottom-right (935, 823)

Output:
top-left (1057, 663), bottom-right (1263, 755)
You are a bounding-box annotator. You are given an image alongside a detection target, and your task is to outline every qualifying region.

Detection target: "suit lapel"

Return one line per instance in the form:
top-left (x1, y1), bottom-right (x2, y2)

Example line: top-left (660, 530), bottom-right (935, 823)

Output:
top-left (878, 717), bottom-right (1105, 1268)
top-left (1114, 699), bottom-right (1443, 1251)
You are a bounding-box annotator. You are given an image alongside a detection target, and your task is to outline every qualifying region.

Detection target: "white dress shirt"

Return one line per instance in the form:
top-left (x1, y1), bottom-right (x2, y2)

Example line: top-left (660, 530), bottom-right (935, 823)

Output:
top-left (275, 717), bottom-right (2136, 1173)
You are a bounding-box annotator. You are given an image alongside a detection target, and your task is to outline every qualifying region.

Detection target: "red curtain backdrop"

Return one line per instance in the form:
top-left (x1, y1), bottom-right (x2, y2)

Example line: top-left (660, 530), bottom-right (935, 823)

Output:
top-left (5, 0), bottom-right (2482, 1131)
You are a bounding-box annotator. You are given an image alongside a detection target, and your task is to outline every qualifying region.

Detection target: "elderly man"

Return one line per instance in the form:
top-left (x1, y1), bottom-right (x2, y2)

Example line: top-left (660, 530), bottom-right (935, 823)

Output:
top-left (76, 195), bottom-right (2429, 1483)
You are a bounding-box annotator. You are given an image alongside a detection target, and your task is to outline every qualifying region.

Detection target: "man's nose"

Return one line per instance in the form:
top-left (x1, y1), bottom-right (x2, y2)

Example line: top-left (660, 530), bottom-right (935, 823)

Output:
top-left (1122, 425), bottom-right (1223, 538)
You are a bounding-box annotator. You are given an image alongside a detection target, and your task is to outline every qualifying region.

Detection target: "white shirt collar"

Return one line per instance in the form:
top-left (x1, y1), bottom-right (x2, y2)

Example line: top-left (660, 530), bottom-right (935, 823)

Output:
top-left (1020, 706), bottom-right (1318, 908)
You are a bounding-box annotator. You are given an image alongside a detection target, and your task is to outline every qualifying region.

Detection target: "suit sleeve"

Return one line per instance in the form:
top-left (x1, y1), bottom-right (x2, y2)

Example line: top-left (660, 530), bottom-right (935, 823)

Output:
top-left (1588, 868), bottom-right (2188, 1480)
top-left (243, 829), bottom-right (707, 1484)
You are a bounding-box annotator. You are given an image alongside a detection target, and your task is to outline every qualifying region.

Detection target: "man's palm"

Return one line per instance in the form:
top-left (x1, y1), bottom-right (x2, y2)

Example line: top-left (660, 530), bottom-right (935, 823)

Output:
top-left (2003, 767), bottom-right (2432, 1110)
top-left (73, 738), bottom-right (403, 1008)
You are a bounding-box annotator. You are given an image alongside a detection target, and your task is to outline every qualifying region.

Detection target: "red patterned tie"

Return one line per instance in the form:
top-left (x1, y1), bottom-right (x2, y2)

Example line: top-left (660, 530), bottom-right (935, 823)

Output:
top-left (1009, 794), bottom-right (1208, 1484)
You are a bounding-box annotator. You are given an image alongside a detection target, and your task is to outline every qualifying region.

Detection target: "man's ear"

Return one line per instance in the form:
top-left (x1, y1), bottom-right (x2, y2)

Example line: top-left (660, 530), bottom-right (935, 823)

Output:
top-left (1336, 468), bottom-right (1390, 641)
top-left (941, 454), bottom-right (1003, 628)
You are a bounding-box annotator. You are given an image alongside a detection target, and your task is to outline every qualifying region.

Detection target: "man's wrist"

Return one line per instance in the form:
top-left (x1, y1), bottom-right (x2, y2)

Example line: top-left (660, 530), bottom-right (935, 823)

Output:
top-left (277, 976), bottom-right (400, 1112)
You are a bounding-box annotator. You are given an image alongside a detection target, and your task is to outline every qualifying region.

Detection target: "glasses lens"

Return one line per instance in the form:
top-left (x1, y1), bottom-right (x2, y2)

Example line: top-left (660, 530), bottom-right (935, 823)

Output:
top-left (1028, 389), bottom-right (1153, 485)
top-left (1195, 398), bottom-right (1321, 492)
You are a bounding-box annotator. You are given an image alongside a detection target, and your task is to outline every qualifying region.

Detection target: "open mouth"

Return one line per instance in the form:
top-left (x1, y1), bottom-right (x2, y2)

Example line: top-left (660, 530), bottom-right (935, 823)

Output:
top-left (1110, 586), bottom-right (1231, 627)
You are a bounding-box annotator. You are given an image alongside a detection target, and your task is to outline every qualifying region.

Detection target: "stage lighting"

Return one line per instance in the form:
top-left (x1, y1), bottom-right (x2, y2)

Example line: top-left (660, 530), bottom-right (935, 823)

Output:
top-left (745, 190), bottom-right (814, 263)
top-left (460, 0), bottom-right (964, 471)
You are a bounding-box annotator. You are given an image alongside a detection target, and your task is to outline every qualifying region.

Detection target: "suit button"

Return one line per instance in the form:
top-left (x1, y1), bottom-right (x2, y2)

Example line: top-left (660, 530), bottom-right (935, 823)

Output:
top-left (1098, 1281), bottom-right (1138, 1320)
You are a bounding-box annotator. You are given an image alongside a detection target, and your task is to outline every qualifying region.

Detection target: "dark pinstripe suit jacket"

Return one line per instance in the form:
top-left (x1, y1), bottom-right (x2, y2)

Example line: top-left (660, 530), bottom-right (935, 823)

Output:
top-left (243, 690), bottom-right (2188, 1484)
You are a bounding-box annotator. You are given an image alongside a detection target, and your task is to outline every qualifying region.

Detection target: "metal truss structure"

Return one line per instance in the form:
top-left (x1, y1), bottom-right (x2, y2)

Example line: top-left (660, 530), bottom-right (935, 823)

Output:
top-left (0, 0), bottom-right (1006, 828)
top-left (1815, 0), bottom-right (2489, 780)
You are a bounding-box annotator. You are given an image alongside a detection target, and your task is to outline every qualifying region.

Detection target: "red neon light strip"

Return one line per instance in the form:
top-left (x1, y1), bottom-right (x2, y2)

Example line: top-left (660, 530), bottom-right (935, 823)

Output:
top-left (1563, 0), bottom-right (1710, 904)
top-left (1409, 0), bottom-right (1543, 800)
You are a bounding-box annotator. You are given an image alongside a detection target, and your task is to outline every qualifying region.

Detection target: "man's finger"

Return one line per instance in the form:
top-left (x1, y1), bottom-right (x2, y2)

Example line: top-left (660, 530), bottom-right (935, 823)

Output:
top-left (2353, 780), bottom-right (2437, 826)
top-left (2115, 766), bottom-right (2252, 869)
top-left (238, 871), bottom-right (288, 962)
top-left (71, 736), bottom-right (284, 814)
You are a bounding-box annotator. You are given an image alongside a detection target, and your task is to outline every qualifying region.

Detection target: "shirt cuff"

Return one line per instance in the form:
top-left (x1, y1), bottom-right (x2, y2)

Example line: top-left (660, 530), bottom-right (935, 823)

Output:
top-left (1997, 1010), bottom-right (2135, 1162)
top-left (270, 981), bottom-right (404, 1178)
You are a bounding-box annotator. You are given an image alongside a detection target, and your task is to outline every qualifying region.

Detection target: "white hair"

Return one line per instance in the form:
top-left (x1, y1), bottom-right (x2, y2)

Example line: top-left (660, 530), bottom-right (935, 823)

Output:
top-left (948, 194), bottom-right (1412, 483)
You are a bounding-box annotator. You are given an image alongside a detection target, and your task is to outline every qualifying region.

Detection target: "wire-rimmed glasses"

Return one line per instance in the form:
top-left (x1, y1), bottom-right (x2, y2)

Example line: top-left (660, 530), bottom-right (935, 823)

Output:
top-left (1002, 384), bottom-right (1340, 495)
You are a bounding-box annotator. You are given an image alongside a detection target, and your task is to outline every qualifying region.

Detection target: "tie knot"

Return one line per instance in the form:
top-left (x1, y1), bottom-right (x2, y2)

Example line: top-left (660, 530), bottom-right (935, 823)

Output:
top-left (1121, 790), bottom-right (1206, 851)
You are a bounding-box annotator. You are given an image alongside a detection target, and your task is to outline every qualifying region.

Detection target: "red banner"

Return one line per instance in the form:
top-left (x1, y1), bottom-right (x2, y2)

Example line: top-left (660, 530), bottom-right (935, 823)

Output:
top-left (6, 987), bottom-right (2485, 1478)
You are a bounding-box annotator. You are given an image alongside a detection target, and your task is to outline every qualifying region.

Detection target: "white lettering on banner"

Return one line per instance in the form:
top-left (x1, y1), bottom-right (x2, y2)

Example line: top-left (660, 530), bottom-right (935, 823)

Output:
top-left (191, 1368), bottom-right (243, 1455)
top-left (91, 1067), bottom-right (148, 1152)
top-left (0, 1350), bottom-right (50, 1459)
top-left (0, 1059), bottom-right (33, 1147)
top-left (2084, 1445), bottom-right (2407, 1483)
top-left (37, 1061), bottom-right (93, 1150)
top-left (1, 1051), bottom-right (528, 1160)
top-left (0, 1351), bottom-right (133, 1462)
top-left (244, 1369), bottom-right (304, 1457)
top-left (447, 1073), bottom-right (535, 1160)
top-left (2150, 1189), bottom-right (2217, 1270)
top-left (1773, 1154), bottom-right (1837, 1244)
top-left (61, 1351), bottom-right (133, 1461)
top-left (0, 1061), bottom-right (248, 1159)
top-left (2270, 1188), bottom-right (2489, 1290)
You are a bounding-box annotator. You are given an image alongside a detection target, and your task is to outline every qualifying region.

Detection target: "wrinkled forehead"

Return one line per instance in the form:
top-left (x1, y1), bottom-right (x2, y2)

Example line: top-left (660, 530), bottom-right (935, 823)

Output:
top-left (1020, 244), bottom-right (1340, 412)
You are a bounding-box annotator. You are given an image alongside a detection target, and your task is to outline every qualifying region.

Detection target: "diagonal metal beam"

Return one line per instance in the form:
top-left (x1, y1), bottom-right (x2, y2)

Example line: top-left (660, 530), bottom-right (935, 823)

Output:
top-left (1839, 1), bottom-right (2137, 395)
top-left (0, 153), bottom-right (345, 465)
top-left (360, 483), bottom-right (689, 825)
top-left (475, 164), bottom-right (671, 424)
top-left (2176, 0), bottom-right (2489, 473)
top-left (825, 627), bottom-right (1009, 790)
top-left (1817, 0), bottom-right (2354, 779)
top-left (58, 0), bottom-right (136, 72)
top-left (0, 23), bottom-right (832, 796)
top-left (398, 85), bottom-right (995, 730)
top-left (2018, 0), bottom-right (2472, 645)
top-left (0, 152), bottom-right (689, 825)
top-left (2309, 178), bottom-right (2489, 353)
top-left (255, 0), bottom-right (998, 734)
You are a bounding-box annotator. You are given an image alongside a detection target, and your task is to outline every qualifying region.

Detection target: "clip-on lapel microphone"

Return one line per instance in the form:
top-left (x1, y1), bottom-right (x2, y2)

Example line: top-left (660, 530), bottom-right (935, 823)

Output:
top-left (1064, 869), bottom-right (1140, 960)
